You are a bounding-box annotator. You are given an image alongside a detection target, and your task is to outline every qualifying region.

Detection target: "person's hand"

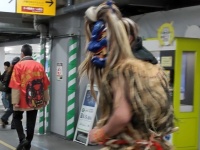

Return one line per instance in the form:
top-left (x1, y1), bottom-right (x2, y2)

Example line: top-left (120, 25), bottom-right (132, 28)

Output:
top-left (14, 104), bottom-right (19, 108)
top-left (44, 101), bottom-right (49, 106)
top-left (89, 127), bottom-right (108, 144)
top-left (89, 128), bottom-right (98, 143)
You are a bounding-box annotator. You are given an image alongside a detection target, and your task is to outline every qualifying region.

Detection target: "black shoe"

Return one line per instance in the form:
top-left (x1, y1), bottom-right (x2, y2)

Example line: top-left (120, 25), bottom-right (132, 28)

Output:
top-left (1, 118), bottom-right (8, 128)
top-left (16, 139), bottom-right (29, 150)
top-left (24, 144), bottom-right (31, 150)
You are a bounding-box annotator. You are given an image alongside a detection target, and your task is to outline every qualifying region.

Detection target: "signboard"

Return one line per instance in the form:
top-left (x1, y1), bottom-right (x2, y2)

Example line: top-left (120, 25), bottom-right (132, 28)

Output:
top-left (161, 56), bottom-right (172, 67)
top-left (16, 0), bottom-right (56, 16)
top-left (158, 22), bottom-right (175, 46)
top-left (56, 63), bottom-right (63, 81)
top-left (0, 0), bottom-right (16, 13)
top-left (74, 84), bottom-right (99, 146)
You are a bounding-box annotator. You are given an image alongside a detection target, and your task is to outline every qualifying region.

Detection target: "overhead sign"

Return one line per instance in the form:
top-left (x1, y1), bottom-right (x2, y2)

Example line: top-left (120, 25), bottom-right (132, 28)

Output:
top-left (17, 0), bottom-right (56, 16)
top-left (74, 84), bottom-right (99, 146)
top-left (0, 0), bottom-right (16, 13)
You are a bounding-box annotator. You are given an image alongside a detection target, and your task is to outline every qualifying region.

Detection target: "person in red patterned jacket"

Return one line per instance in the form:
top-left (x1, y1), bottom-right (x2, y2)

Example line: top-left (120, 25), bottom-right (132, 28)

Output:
top-left (9, 44), bottom-right (50, 150)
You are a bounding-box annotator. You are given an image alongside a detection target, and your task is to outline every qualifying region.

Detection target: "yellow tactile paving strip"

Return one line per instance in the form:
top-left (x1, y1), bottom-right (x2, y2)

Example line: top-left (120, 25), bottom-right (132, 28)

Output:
top-left (0, 140), bottom-right (15, 150)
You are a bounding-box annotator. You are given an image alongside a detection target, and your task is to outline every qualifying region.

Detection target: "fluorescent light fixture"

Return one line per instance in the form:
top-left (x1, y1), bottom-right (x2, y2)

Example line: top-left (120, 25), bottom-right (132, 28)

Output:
top-left (4, 47), bottom-right (13, 53)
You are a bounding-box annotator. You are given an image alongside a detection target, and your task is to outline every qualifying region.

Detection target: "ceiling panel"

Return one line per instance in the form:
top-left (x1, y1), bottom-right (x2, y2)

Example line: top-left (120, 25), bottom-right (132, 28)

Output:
top-left (1, 0), bottom-right (200, 43)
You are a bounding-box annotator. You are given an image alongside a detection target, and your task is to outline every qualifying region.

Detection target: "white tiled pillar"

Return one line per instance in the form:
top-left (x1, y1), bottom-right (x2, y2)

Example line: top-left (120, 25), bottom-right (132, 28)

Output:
top-left (0, 47), bottom-right (5, 106)
top-left (0, 47), bottom-right (5, 74)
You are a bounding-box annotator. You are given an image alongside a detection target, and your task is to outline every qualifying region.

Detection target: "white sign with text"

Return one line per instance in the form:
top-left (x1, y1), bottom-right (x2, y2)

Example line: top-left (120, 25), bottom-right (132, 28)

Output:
top-left (56, 63), bottom-right (63, 81)
top-left (73, 84), bottom-right (99, 146)
top-left (0, 0), bottom-right (16, 13)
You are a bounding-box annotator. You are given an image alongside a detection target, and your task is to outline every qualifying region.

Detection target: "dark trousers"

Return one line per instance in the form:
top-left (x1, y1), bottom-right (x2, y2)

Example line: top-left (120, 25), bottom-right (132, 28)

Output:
top-left (13, 110), bottom-right (38, 144)
top-left (1, 93), bottom-right (14, 123)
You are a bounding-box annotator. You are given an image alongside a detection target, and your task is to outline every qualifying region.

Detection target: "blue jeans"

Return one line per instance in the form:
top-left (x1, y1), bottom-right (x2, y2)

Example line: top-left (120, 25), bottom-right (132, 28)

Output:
top-left (1, 92), bottom-right (9, 109)
top-left (1, 93), bottom-right (13, 122)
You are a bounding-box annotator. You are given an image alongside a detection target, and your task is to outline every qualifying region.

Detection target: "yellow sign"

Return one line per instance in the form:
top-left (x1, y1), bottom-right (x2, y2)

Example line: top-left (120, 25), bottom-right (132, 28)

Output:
top-left (157, 23), bottom-right (175, 46)
top-left (17, 0), bottom-right (56, 16)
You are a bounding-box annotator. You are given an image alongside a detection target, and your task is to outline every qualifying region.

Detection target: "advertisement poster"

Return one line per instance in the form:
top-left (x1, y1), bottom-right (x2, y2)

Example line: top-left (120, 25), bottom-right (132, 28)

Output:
top-left (77, 90), bottom-right (97, 132)
top-left (157, 23), bottom-right (174, 46)
top-left (74, 84), bottom-right (99, 146)
top-left (56, 63), bottom-right (63, 81)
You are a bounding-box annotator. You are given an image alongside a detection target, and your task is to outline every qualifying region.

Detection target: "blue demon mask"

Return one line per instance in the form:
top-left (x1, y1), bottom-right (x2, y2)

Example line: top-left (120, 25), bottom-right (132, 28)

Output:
top-left (88, 20), bottom-right (107, 68)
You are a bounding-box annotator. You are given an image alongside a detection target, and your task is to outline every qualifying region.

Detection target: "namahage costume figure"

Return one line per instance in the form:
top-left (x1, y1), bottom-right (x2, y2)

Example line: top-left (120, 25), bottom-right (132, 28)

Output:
top-left (79, 1), bottom-right (178, 150)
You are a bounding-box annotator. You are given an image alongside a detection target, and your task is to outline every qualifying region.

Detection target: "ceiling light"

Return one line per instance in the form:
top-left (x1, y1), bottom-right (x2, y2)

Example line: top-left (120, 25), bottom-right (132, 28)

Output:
top-left (4, 47), bottom-right (13, 53)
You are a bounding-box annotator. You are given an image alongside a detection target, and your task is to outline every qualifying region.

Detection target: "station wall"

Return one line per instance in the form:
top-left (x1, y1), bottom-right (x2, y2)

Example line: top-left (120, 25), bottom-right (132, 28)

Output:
top-left (131, 5), bottom-right (200, 39)
top-left (49, 11), bottom-right (89, 136)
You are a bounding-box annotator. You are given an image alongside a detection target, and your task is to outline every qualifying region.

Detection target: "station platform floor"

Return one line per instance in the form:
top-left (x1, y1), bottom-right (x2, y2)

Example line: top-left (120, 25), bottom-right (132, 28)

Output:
top-left (0, 103), bottom-right (100, 150)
